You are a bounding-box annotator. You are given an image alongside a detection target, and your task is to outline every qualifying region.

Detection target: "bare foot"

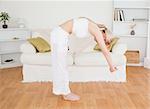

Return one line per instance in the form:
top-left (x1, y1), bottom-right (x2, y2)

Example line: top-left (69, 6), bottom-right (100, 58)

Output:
top-left (63, 93), bottom-right (80, 101)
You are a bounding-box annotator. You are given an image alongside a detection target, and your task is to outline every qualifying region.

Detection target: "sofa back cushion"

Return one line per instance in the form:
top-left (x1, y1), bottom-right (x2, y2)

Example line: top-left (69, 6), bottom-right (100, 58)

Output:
top-left (68, 34), bottom-right (97, 53)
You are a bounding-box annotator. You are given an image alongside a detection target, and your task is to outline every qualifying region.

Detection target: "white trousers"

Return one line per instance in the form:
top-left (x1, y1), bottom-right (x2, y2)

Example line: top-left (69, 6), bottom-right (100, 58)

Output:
top-left (50, 18), bottom-right (89, 95)
top-left (50, 27), bottom-right (71, 95)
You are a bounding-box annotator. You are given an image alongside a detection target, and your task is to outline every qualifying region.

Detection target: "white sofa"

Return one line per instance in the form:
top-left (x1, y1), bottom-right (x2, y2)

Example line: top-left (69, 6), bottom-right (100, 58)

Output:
top-left (20, 29), bottom-right (127, 82)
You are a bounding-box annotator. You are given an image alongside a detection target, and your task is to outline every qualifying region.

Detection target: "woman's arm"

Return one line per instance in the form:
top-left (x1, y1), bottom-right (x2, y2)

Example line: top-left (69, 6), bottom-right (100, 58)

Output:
top-left (88, 21), bottom-right (117, 72)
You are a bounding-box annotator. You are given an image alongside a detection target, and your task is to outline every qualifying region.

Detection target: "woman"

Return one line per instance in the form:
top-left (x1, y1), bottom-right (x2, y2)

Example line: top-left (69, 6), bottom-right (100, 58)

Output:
top-left (50, 17), bottom-right (117, 101)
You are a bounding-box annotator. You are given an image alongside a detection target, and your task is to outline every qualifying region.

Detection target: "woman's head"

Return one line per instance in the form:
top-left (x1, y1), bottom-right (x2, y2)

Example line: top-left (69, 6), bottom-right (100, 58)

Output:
top-left (94, 24), bottom-right (112, 43)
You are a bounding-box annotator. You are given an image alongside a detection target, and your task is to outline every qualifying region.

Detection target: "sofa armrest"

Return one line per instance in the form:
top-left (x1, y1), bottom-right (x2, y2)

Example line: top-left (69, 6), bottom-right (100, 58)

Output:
top-left (20, 42), bottom-right (36, 54)
top-left (112, 43), bottom-right (127, 55)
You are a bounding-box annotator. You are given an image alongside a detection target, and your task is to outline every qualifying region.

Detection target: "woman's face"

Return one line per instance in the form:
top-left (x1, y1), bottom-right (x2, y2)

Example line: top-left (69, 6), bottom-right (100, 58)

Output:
top-left (102, 31), bottom-right (107, 43)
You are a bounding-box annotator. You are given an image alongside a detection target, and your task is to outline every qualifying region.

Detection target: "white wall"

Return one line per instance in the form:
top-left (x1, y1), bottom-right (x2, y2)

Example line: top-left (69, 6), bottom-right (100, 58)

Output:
top-left (0, 1), bottom-right (113, 29)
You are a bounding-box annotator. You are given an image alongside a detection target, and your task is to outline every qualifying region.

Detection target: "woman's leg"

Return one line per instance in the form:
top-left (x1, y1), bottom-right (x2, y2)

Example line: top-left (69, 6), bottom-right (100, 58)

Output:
top-left (51, 43), bottom-right (71, 95)
top-left (51, 42), bottom-right (80, 101)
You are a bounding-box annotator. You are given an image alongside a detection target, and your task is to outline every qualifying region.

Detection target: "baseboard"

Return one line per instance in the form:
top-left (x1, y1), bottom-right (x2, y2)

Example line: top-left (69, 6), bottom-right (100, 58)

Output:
top-left (127, 62), bottom-right (144, 66)
top-left (144, 58), bottom-right (150, 69)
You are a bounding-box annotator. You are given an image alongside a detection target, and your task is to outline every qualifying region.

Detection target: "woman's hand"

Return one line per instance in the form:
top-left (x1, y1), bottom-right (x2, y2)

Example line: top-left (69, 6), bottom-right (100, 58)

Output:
top-left (109, 66), bottom-right (118, 73)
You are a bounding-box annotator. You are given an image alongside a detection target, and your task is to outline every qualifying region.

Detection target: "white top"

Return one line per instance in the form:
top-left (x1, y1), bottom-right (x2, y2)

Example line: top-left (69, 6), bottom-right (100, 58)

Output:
top-left (72, 18), bottom-right (89, 38)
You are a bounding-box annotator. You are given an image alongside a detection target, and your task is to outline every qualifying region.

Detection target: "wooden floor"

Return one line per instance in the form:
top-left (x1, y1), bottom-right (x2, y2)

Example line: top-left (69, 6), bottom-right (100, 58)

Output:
top-left (0, 67), bottom-right (150, 109)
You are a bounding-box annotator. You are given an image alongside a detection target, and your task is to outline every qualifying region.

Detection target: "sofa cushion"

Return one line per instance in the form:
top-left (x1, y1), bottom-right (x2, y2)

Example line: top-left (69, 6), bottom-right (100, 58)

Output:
top-left (21, 52), bottom-right (73, 65)
top-left (28, 37), bottom-right (51, 53)
top-left (74, 51), bottom-right (126, 66)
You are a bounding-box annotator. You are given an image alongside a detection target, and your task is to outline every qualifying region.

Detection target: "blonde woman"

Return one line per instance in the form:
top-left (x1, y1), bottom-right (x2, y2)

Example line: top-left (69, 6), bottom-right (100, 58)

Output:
top-left (50, 17), bottom-right (117, 101)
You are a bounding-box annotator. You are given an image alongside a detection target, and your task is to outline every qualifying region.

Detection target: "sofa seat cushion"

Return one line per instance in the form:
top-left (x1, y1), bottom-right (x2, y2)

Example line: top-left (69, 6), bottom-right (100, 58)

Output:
top-left (74, 51), bottom-right (126, 66)
top-left (21, 52), bottom-right (73, 65)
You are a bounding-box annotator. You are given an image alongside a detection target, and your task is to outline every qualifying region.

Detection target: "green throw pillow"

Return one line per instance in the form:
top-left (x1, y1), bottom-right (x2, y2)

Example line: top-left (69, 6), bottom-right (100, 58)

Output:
top-left (28, 37), bottom-right (51, 53)
top-left (94, 37), bottom-right (119, 52)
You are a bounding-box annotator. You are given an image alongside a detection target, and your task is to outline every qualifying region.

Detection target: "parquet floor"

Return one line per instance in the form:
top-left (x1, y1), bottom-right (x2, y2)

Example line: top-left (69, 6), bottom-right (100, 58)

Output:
top-left (0, 66), bottom-right (150, 109)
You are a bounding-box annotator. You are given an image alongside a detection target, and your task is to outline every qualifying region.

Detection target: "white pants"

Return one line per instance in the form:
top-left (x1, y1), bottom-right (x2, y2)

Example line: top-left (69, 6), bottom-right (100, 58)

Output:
top-left (50, 18), bottom-right (89, 95)
top-left (50, 27), bottom-right (71, 95)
